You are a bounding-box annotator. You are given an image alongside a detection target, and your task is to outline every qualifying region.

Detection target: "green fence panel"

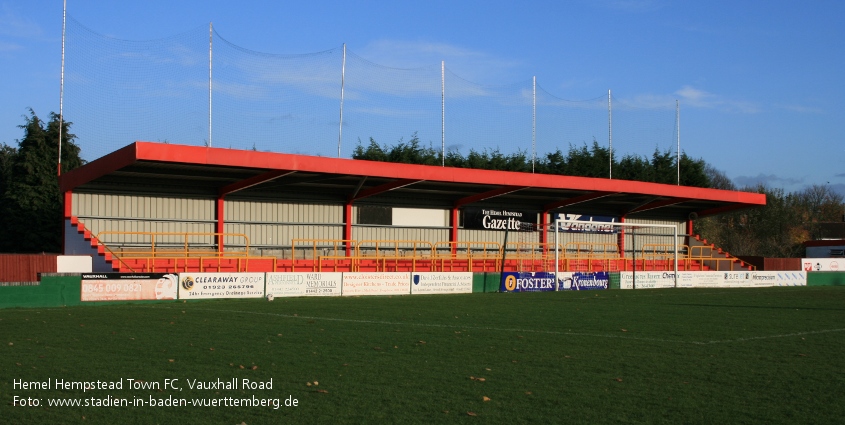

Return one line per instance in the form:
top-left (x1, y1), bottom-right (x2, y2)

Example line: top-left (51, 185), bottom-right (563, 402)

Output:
top-left (0, 274), bottom-right (81, 309)
top-left (807, 271), bottom-right (845, 286)
top-left (608, 272), bottom-right (621, 289)
top-left (473, 273), bottom-right (501, 293)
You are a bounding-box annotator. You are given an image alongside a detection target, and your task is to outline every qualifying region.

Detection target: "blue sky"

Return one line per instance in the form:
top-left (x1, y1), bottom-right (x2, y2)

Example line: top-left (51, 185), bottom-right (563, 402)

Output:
top-left (1, 0), bottom-right (843, 195)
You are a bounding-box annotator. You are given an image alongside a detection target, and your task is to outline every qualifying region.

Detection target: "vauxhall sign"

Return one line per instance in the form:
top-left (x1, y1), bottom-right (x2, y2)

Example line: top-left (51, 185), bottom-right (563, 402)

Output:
top-left (463, 208), bottom-right (537, 231)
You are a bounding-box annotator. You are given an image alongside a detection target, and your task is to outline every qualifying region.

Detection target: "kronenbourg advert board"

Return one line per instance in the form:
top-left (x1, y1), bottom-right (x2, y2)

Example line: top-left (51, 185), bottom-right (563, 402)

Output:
top-left (265, 272), bottom-right (342, 297)
top-left (341, 272), bottom-right (411, 296)
top-left (81, 273), bottom-right (178, 302)
top-left (177, 273), bottom-right (265, 299)
top-left (410, 272), bottom-right (473, 294)
top-left (556, 272), bottom-right (610, 291)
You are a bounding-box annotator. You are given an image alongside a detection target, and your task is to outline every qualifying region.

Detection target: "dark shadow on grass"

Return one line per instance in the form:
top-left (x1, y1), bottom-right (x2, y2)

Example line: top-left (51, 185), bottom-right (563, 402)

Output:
top-left (670, 303), bottom-right (845, 311)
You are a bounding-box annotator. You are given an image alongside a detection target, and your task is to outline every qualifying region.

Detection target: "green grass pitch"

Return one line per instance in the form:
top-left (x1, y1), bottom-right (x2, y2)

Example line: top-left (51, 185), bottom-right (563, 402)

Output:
top-left (2, 287), bottom-right (844, 424)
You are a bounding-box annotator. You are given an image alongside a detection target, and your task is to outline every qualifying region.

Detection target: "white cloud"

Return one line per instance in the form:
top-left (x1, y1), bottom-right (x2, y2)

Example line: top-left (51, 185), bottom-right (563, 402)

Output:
top-left (354, 39), bottom-right (523, 83)
top-left (775, 103), bottom-right (824, 114)
top-left (733, 173), bottom-right (805, 189)
top-left (0, 4), bottom-right (43, 38)
top-left (0, 40), bottom-right (22, 51)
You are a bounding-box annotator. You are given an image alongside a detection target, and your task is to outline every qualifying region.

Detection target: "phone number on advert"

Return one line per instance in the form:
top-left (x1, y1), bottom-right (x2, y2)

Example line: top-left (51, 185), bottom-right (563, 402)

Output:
top-left (201, 284), bottom-right (256, 290)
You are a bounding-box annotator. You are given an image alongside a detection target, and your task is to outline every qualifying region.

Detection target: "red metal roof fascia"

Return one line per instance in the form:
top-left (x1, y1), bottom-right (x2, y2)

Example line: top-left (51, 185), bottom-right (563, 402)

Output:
top-left (454, 186), bottom-right (528, 208)
top-left (218, 170), bottom-right (295, 196)
top-left (626, 198), bottom-right (692, 215)
top-left (543, 191), bottom-right (618, 211)
top-left (349, 179), bottom-right (424, 202)
top-left (131, 142), bottom-right (767, 207)
top-left (59, 143), bottom-right (139, 192)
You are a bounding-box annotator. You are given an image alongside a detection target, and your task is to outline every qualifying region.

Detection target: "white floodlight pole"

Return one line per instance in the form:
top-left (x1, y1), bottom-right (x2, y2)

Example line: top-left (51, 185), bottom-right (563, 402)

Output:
top-left (532, 76), bottom-right (536, 173)
top-left (338, 44), bottom-right (346, 158)
top-left (208, 23), bottom-right (213, 147)
top-left (58, 0), bottom-right (67, 175)
top-left (608, 89), bottom-right (612, 179)
top-left (441, 61), bottom-right (445, 166)
top-left (676, 99), bottom-right (681, 185)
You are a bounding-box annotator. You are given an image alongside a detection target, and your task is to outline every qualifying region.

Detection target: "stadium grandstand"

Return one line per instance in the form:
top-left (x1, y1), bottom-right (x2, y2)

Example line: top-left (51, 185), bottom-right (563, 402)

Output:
top-left (59, 142), bottom-right (765, 275)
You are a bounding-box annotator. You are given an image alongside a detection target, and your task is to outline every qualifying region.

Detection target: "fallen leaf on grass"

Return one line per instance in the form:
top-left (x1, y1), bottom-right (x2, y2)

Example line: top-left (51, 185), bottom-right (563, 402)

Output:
top-left (525, 391), bottom-right (532, 395)
top-left (621, 329), bottom-right (628, 332)
top-left (251, 365), bottom-right (258, 370)
top-left (482, 396), bottom-right (491, 402)
top-left (614, 378), bottom-right (623, 382)
top-left (316, 389), bottom-right (328, 394)
top-left (467, 412), bottom-right (477, 417)
top-left (168, 359), bottom-right (175, 363)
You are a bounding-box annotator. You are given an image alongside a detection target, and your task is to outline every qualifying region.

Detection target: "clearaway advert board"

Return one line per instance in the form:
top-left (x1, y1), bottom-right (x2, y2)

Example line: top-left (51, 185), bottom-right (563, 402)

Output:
top-left (177, 273), bottom-right (265, 299)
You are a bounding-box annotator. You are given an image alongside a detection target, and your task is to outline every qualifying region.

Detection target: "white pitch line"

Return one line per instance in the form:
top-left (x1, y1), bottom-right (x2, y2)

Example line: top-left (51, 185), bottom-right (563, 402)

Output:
top-left (177, 306), bottom-right (845, 346)
top-left (692, 328), bottom-right (845, 345)
top-left (171, 307), bottom-right (702, 345)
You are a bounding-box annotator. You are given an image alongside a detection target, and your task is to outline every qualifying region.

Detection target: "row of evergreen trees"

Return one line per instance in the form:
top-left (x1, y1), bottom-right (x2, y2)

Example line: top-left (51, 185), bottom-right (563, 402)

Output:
top-left (0, 110), bottom-right (84, 253)
top-left (2, 116), bottom-right (841, 258)
top-left (352, 133), bottom-right (711, 187)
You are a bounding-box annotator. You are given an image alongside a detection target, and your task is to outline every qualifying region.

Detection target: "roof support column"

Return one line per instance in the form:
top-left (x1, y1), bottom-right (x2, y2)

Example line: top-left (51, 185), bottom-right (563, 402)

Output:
top-left (617, 215), bottom-right (626, 258)
top-left (344, 202), bottom-right (353, 256)
top-left (216, 197), bottom-right (225, 253)
top-left (540, 210), bottom-right (549, 244)
top-left (450, 207), bottom-right (459, 254)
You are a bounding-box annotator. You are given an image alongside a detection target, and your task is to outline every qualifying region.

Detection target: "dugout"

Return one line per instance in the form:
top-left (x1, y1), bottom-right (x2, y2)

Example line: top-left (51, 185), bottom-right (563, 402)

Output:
top-left (58, 142), bottom-right (766, 273)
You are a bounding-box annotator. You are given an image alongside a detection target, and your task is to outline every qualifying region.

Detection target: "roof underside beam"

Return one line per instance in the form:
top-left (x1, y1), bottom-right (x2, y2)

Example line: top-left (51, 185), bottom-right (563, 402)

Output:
top-left (543, 191), bottom-right (617, 211)
top-left (454, 186), bottom-right (528, 208)
top-left (218, 170), bottom-right (295, 196)
top-left (350, 179), bottom-right (423, 202)
top-left (625, 198), bottom-right (692, 215)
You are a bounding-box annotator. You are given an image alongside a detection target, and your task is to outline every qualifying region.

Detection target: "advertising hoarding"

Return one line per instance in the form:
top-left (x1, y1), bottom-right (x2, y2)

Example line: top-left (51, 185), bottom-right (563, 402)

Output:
top-left (81, 273), bottom-right (178, 302)
top-left (177, 273), bottom-right (265, 299)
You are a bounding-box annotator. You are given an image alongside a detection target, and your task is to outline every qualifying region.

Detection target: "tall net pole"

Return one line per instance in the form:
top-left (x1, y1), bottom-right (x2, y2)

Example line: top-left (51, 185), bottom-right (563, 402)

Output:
top-left (532, 76), bottom-right (536, 173)
top-left (58, 0), bottom-right (67, 176)
top-left (208, 23), bottom-right (213, 147)
top-left (676, 99), bottom-right (681, 185)
top-left (441, 61), bottom-right (445, 167)
top-left (607, 89), bottom-right (612, 179)
top-left (338, 44), bottom-right (346, 158)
